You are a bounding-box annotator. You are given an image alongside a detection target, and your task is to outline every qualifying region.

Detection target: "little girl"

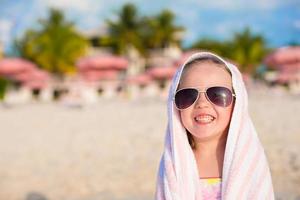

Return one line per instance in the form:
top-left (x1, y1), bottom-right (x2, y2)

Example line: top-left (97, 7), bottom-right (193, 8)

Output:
top-left (155, 52), bottom-right (274, 199)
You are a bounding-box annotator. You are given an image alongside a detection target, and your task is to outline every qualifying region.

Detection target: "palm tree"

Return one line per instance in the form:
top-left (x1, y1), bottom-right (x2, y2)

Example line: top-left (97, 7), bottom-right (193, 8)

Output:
top-left (142, 10), bottom-right (184, 49)
top-left (100, 4), bottom-right (185, 55)
top-left (0, 78), bottom-right (8, 100)
top-left (16, 8), bottom-right (88, 75)
top-left (190, 38), bottom-right (232, 58)
top-left (190, 27), bottom-right (268, 74)
top-left (103, 3), bottom-right (145, 55)
top-left (228, 27), bottom-right (268, 73)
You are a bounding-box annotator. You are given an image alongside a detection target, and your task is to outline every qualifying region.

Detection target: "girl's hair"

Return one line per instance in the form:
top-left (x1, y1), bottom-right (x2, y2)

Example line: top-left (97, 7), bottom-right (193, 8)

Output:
top-left (181, 56), bottom-right (232, 80)
top-left (178, 56), bottom-right (232, 149)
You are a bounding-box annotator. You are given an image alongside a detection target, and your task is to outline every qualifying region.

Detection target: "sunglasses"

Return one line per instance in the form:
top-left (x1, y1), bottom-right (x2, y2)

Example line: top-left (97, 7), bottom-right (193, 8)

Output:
top-left (174, 86), bottom-right (235, 109)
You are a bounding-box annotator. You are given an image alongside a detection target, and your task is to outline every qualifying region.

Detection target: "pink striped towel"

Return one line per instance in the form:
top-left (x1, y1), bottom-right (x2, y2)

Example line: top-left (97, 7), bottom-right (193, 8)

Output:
top-left (155, 52), bottom-right (274, 200)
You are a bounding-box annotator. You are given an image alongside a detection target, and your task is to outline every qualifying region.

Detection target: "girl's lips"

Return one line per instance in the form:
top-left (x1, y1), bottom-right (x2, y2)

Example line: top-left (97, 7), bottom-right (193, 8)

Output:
top-left (194, 114), bottom-right (215, 124)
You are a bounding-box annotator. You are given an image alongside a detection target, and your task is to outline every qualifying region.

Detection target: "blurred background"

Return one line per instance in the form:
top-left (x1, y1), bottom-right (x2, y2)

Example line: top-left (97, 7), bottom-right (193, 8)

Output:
top-left (0, 0), bottom-right (299, 200)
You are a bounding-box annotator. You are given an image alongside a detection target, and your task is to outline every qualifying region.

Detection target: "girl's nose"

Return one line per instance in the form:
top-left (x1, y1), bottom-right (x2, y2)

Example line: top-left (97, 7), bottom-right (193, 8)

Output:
top-left (195, 92), bottom-right (209, 108)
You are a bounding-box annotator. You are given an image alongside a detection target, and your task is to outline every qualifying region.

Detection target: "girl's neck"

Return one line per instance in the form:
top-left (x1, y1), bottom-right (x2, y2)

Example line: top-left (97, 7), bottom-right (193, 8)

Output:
top-left (193, 132), bottom-right (228, 156)
top-left (193, 133), bottom-right (228, 178)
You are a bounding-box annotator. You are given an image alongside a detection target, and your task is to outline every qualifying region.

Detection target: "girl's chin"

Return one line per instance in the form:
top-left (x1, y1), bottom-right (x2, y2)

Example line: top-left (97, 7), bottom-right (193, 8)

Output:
top-left (190, 131), bottom-right (224, 142)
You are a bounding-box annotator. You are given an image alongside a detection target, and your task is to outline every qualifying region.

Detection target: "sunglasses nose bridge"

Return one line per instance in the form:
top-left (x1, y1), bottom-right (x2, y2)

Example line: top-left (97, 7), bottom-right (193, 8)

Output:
top-left (198, 91), bottom-right (205, 98)
top-left (195, 90), bottom-right (210, 106)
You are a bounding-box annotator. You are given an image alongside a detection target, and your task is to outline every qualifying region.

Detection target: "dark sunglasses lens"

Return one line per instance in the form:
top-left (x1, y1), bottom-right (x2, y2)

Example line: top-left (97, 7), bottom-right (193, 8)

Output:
top-left (206, 87), bottom-right (233, 107)
top-left (175, 88), bottom-right (198, 109)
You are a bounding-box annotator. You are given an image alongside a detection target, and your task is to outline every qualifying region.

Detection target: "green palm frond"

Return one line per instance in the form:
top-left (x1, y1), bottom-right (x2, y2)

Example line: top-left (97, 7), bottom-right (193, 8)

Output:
top-left (15, 8), bottom-right (88, 75)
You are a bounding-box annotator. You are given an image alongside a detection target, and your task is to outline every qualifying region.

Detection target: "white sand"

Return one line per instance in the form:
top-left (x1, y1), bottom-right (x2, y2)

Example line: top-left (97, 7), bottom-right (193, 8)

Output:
top-left (0, 89), bottom-right (299, 200)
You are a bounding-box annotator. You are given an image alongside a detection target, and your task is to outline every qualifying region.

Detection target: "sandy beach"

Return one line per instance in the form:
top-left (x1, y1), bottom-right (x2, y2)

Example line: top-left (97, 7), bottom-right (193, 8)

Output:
top-left (0, 88), bottom-right (299, 200)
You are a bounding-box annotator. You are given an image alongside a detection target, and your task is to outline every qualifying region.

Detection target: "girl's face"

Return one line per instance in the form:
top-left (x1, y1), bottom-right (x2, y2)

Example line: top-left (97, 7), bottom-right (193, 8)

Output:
top-left (177, 62), bottom-right (234, 142)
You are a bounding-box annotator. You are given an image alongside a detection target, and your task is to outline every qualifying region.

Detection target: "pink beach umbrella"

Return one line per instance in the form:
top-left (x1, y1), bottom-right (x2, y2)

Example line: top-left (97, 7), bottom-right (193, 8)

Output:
top-left (80, 69), bottom-right (119, 81)
top-left (0, 58), bottom-right (36, 76)
top-left (276, 71), bottom-right (300, 84)
top-left (0, 57), bottom-right (50, 89)
top-left (126, 73), bottom-right (152, 85)
top-left (12, 69), bottom-right (49, 82)
top-left (23, 80), bottom-right (48, 89)
top-left (277, 63), bottom-right (300, 72)
top-left (264, 46), bottom-right (300, 67)
top-left (14, 69), bottom-right (49, 89)
top-left (77, 55), bottom-right (128, 71)
top-left (147, 66), bottom-right (177, 80)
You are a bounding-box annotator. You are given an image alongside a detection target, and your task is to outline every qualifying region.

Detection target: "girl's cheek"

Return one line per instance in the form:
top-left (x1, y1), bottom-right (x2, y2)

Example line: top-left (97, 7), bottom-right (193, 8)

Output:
top-left (179, 111), bottom-right (184, 125)
top-left (179, 111), bottom-right (188, 128)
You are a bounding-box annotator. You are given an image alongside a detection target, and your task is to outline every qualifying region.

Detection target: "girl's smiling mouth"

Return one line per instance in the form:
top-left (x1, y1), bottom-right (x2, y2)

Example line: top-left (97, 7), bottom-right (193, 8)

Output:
top-left (194, 114), bottom-right (215, 124)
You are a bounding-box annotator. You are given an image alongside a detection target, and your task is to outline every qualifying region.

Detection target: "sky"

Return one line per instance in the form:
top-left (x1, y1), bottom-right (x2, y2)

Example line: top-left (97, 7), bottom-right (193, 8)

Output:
top-left (0, 0), bottom-right (299, 54)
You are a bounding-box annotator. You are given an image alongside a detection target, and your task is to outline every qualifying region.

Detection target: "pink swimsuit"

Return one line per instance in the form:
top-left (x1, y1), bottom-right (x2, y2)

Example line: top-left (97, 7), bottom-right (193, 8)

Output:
top-left (199, 178), bottom-right (222, 200)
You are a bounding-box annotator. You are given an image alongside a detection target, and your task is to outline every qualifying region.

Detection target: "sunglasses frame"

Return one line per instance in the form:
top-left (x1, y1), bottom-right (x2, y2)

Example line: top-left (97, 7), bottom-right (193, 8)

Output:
top-left (174, 86), bottom-right (236, 110)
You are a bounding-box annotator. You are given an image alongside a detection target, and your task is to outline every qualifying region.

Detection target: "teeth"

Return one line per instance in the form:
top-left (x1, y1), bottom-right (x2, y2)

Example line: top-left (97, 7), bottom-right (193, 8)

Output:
top-left (195, 115), bottom-right (214, 123)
